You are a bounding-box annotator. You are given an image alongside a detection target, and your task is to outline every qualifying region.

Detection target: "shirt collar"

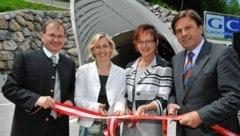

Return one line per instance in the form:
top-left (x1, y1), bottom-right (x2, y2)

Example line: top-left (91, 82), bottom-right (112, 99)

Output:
top-left (43, 47), bottom-right (60, 63)
top-left (185, 39), bottom-right (204, 66)
top-left (188, 38), bottom-right (204, 56)
top-left (132, 56), bottom-right (157, 69)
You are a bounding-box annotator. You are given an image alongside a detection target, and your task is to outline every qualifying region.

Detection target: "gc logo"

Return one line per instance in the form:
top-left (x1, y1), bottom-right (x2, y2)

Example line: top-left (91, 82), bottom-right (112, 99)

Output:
top-left (208, 17), bottom-right (240, 31)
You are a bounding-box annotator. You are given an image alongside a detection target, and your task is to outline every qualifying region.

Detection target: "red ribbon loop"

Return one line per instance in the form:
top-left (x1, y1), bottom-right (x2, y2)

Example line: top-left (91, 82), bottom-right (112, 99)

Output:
top-left (52, 102), bottom-right (240, 136)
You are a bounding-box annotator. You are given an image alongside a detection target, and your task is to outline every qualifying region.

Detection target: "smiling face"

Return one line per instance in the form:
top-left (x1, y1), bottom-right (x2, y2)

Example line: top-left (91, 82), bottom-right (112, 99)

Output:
top-left (174, 16), bottom-right (203, 51)
top-left (41, 22), bottom-right (65, 54)
top-left (135, 32), bottom-right (158, 58)
top-left (92, 37), bottom-right (113, 62)
top-left (133, 24), bottom-right (159, 59)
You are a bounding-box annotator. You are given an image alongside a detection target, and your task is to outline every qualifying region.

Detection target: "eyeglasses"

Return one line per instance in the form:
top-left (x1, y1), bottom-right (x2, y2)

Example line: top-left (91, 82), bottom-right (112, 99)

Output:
top-left (137, 40), bottom-right (155, 45)
top-left (44, 33), bottom-right (65, 40)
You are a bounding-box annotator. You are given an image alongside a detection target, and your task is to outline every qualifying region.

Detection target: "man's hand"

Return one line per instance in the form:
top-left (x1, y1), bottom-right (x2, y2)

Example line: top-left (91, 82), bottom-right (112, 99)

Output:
top-left (179, 111), bottom-right (203, 128)
top-left (36, 96), bottom-right (55, 109)
top-left (167, 103), bottom-right (181, 115)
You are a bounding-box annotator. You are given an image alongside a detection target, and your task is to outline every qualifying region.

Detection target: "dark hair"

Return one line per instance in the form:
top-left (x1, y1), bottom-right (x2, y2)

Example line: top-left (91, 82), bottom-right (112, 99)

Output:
top-left (42, 19), bottom-right (66, 34)
top-left (171, 9), bottom-right (203, 34)
top-left (133, 24), bottom-right (158, 45)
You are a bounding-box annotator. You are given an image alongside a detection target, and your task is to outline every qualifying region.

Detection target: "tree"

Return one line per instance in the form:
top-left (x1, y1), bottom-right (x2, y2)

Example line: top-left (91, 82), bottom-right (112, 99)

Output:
top-left (225, 0), bottom-right (240, 16)
top-left (149, 0), bottom-right (240, 17)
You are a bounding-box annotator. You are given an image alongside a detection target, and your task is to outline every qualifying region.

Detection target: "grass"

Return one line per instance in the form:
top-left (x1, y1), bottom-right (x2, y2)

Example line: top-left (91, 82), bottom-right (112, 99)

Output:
top-left (58, 0), bottom-right (70, 2)
top-left (0, 0), bottom-right (67, 12)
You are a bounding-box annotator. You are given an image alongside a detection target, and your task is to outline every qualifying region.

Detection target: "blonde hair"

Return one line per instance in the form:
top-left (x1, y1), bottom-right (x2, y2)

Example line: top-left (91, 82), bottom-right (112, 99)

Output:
top-left (88, 32), bottom-right (118, 60)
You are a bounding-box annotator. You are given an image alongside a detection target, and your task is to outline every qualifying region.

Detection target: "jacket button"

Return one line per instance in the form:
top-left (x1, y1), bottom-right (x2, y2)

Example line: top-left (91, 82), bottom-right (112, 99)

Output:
top-left (45, 118), bottom-right (49, 121)
top-left (51, 76), bottom-right (55, 79)
top-left (50, 89), bottom-right (54, 93)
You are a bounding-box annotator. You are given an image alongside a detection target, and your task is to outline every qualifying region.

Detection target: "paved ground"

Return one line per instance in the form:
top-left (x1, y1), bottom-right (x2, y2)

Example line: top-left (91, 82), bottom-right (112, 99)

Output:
top-left (0, 1), bottom-right (73, 136)
top-left (0, 1), bottom-right (72, 134)
top-left (0, 92), bottom-right (79, 136)
top-left (0, 92), bottom-right (14, 136)
top-left (1, 2), bottom-right (71, 133)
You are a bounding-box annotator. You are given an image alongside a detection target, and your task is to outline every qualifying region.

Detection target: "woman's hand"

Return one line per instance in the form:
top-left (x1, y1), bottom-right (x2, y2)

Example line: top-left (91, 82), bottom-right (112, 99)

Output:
top-left (113, 110), bottom-right (124, 116)
top-left (135, 105), bottom-right (147, 116)
top-left (99, 103), bottom-right (107, 115)
top-left (56, 100), bottom-right (74, 118)
top-left (63, 100), bottom-right (73, 106)
top-left (125, 105), bottom-right (132, 115)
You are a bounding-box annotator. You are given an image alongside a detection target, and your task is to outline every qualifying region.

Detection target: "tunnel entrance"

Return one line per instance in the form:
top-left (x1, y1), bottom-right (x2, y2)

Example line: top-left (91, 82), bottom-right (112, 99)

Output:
top-left (71, 0), bottom-right (183, 65)
top-left (111, 30), bottom-right (176, 68)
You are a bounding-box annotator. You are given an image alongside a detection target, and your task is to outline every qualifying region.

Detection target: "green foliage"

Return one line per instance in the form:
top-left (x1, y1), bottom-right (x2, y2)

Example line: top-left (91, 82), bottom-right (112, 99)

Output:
top-left (149, 0), bottom-right (240, 16)
top-left (0, 0), bottom-right (67, 12)
top-left (200, 0), bottom-right (227, 16)
top-left (225, 0), bottom-right (240, 16)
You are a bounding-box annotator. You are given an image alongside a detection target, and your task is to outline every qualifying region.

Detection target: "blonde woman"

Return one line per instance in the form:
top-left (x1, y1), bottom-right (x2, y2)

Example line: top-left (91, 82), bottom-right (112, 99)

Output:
top-left (74, 32), bottom-right (126, 136)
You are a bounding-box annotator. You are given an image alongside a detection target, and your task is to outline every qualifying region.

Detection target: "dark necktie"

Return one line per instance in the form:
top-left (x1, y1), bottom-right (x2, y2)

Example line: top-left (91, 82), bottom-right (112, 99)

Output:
top-left (183, 52), bottom-right (194, 85)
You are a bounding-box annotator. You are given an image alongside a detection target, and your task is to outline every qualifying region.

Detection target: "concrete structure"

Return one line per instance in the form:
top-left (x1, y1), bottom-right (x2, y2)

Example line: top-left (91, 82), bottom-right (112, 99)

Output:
top-left (70, 0), bottom-right (183, 67)
top-left (0, 1), bottom-right (180, 135)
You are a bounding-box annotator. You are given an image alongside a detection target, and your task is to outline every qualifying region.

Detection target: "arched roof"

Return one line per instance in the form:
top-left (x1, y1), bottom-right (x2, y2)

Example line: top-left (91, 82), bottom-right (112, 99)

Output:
top-left (70, 0), bottom-right (183, 65)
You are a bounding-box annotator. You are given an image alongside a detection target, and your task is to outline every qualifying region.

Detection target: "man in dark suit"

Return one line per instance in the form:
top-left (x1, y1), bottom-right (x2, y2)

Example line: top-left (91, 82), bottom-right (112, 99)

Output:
top-left (2, 19), bottom-right (75, 136)
top-left (167, 9), bottom-right (240, 135)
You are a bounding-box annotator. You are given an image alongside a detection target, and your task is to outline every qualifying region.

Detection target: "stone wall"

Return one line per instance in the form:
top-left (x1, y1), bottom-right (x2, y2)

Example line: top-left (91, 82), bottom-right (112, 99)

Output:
top-left (0, 9), bottom-right (78, 75)
top-left (0, 2), bottom-right (177, 75)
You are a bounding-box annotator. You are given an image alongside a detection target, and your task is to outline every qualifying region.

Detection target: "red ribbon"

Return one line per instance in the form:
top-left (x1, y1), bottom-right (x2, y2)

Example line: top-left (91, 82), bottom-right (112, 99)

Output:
top-left (52, 102), bottom-right (240, 136)
top-left (212, 125), bottom-right (240, 136)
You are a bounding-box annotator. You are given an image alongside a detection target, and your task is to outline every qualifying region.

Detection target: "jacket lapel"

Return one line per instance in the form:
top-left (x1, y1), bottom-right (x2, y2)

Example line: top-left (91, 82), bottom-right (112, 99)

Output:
top-left (182, 41), bottom-right (211, 101)
top-left (137, 56), bottom-right (158, 83)
top-left (174, 51), bottom-right (186, 103)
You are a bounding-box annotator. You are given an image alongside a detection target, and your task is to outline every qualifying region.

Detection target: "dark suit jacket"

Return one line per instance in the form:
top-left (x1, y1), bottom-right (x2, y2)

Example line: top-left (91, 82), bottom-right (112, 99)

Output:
top-left (2, 49), bottom-right (75, 136)
top-left (169, 40), bottom-right (240, 136)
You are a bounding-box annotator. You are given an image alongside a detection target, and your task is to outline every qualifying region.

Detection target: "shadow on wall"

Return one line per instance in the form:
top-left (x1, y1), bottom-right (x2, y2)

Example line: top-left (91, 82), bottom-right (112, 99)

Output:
top-left (111, 30), bottom-right (175, 68)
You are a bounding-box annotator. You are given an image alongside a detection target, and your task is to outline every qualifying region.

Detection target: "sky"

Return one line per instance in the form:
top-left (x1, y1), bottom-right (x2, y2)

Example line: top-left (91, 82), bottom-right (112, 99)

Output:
top-left (226, 0), bottom-right (240, 3)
